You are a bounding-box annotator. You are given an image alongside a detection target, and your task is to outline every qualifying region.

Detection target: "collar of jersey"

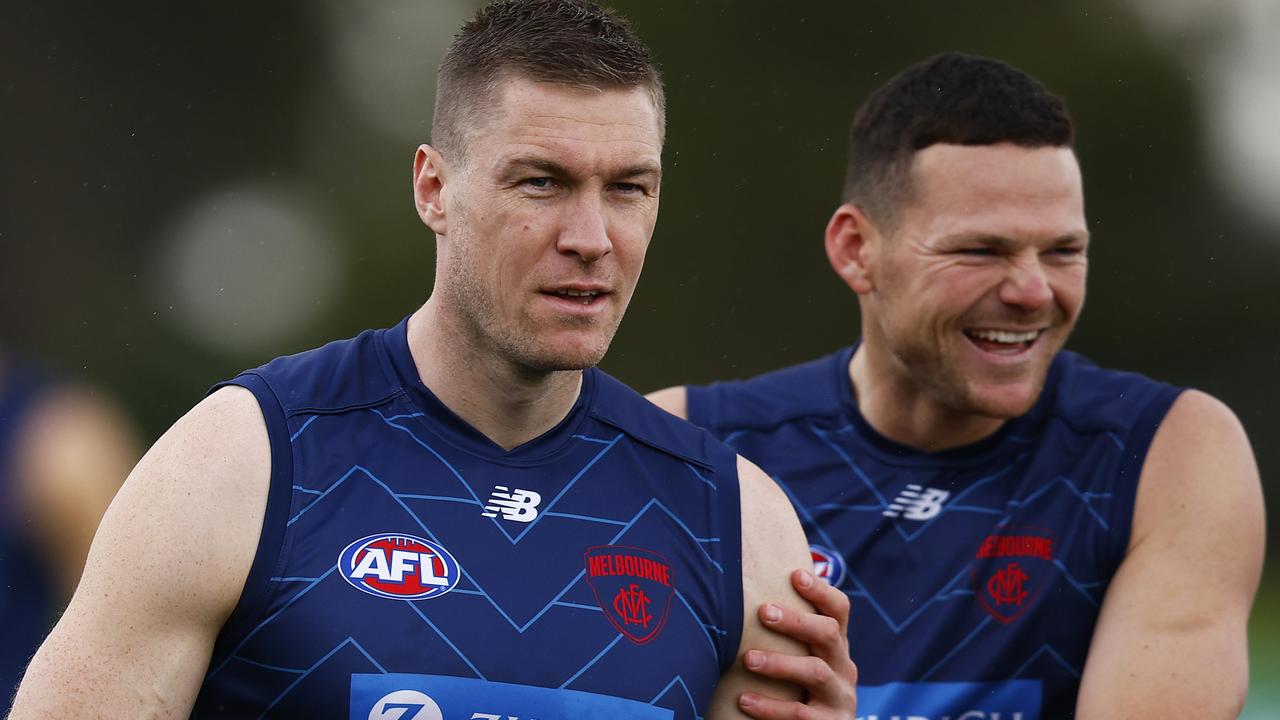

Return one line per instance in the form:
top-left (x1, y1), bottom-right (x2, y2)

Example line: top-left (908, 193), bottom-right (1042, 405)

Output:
top-left (381, 317), bottom-right (596, 465)
top-left (835, 341), bottom-right (1059, 467)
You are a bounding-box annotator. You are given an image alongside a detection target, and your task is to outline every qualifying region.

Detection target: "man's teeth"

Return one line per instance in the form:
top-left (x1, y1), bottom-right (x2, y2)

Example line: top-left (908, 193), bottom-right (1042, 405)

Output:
top-left (969, 329), bottom-right (1040, 344)
top-left (554, 289), bottom-right (600, 305)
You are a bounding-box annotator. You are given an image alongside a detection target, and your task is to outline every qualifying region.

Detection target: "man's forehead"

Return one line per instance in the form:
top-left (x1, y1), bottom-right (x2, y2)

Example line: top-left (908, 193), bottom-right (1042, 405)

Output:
top-left (903, 143), bottom-right (1087, 238)
top-left (911, 143), bottom-right (1082, 197)
top-left (488, 78), bottom-right (662, 146)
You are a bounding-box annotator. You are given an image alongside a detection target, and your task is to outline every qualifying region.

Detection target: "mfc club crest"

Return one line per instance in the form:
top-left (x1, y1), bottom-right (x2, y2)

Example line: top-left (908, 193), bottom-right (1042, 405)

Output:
top-left (972, 527), bottom-right (1054, 623)
top-left (584, 545), bottom-right (676, 644)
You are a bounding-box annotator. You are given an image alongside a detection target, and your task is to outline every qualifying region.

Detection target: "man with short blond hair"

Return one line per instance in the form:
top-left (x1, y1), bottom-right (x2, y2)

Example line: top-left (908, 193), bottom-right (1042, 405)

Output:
top-left (10, 2), bottom-right (856, 718)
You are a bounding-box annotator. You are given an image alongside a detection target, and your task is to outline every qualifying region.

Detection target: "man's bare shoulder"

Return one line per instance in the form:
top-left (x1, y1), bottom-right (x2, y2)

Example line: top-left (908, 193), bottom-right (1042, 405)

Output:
top-left (645, 385), bottom-right (688, 419)
top-left (1076, 388), bottom-right (1262, 717)
top-left (1133, 388), bottom-right (1259, 538)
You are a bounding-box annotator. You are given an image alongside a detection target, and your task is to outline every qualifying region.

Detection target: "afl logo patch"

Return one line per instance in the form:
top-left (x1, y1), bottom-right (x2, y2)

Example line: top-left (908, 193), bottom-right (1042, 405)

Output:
top-left (339, 533), bottom-right (461, 600)
top-left (810, 545), bottom-right (846, 587)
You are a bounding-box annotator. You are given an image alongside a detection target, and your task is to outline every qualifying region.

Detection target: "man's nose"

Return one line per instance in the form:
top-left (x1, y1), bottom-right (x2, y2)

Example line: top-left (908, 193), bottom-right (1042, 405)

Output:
top-left (557, 194), bottom-right (612, 263)
top-left (999, 255), bottom-right (1053, 311)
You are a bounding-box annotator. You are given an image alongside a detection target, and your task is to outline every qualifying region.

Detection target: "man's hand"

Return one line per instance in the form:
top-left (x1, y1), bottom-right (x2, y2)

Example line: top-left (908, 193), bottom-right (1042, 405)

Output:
top-left (739, 569), bottom-right (857, 718)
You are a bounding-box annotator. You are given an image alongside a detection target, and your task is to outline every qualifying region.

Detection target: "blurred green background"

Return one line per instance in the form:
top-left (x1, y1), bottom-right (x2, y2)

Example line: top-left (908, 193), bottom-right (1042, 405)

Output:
top-left (2, 0), bottom-right (1276, 713)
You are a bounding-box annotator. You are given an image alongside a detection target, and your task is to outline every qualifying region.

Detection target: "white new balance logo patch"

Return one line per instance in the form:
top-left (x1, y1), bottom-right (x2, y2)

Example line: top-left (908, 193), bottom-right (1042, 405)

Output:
top-left (883, 484), bottom-right (950, 520)
top-left (481, 486), bottom-right (542, 523)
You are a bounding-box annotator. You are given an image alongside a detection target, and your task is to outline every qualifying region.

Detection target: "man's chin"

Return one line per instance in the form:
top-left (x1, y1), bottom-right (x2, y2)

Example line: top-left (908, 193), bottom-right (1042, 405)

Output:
top-left (961, 380), bottom-right (1044, 419)
top-left (517, 342), bottom-right (611, 373)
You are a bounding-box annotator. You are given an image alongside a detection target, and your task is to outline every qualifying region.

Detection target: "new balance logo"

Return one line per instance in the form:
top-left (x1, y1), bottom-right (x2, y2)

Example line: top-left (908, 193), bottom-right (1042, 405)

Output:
top-left (883, 484), bottom-right (950, 520)
top-left (481, 486), bottom-right (542, 523)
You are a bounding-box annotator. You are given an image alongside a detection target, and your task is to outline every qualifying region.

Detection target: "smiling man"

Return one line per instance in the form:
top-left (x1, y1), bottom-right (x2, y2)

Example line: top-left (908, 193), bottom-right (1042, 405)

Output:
top-left (650, 53), bottom-right (1263, 718)
top-left (8, 2), bottom-right (855, 719)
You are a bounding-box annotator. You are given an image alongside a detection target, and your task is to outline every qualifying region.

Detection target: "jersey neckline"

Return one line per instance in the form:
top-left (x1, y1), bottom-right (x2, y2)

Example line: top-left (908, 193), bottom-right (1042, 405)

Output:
top-left (833, 342), bottom-right (1058, 467)
top-left (380, 316), bottom-right (597, 465)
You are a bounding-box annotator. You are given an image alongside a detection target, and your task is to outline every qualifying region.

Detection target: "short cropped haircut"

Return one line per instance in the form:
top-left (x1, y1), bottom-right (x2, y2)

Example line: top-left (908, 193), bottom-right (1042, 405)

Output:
top-left (431, 0), bottom-right (665, 162)
top-left (843, 52), bottom-right (1074, 229)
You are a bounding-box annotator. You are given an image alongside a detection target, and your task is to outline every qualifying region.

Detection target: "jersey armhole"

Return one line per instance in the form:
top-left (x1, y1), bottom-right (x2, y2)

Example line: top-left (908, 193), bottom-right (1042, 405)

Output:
top-left (685, 385), bottom-right (717, 431)
top-left (1104, 385), bottom-right (1185, 573)
top-left (715, 444), bottom-right (745, 673)
top-left (204, 372), bottom-right (296, 670)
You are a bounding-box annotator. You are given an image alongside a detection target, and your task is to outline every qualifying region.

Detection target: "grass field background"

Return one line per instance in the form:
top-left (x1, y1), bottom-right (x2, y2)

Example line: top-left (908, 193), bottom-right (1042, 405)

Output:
top-left (1244, 577), bottom-right (1280, 718)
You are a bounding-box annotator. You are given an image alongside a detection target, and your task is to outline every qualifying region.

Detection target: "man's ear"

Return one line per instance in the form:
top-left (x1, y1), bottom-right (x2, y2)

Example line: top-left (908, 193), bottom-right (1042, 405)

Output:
top-left (825, 203), bottom-right (879, 295)
top-left (413, 144), bottom-right (449, 235)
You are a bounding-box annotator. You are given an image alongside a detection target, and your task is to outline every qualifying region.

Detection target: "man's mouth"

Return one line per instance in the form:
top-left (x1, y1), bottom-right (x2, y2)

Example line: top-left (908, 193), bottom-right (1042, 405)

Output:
top-left (963, 327), bottom-right (1043, 354)
top-left (541, 287), bottom-right (609, 307)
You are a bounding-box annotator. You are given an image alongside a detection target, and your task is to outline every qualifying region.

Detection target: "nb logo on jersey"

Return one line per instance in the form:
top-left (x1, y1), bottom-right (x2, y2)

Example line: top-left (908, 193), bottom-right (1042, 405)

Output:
top-left (481, 486), bottom-right (542, 522)
top-left (882, 484), bottom-right (950, 520)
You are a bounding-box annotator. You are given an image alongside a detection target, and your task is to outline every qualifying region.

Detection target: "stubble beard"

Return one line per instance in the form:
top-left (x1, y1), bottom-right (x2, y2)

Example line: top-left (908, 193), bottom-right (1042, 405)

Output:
top-left (875, 300), bottom-right (1051, 422)
top-left (438, 239), bottom-right (619, 375)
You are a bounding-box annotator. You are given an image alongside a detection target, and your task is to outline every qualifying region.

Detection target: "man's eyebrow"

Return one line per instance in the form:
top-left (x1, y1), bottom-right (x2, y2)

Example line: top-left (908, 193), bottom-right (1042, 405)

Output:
top-left (942, 232), bottom-right (1089, 248)
top-left (1054, 232), bottom-right (1090, 245)
top-left (614, 161), bottom-right (662, 179)
top-left (498, 155), bottom-right (661, 181)
top-left (500, 155), bottom-right (571, 178)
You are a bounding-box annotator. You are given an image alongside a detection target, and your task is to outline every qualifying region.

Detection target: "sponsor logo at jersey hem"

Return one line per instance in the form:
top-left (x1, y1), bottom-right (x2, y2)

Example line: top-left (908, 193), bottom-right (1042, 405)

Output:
top-left (584, 545), bottom-right (675, 644)
top-left (856, 679), bottom-right (1041, 720)
top-left (883, 484), bottom-right (951, 520)
top-left (972, 527), bottom-right (1054, 623)
top-left (353, 674), bottom-right (673, 719)
top-left (810, 545), bottom-right (846, 587)
top-left (339, 533), bottom-right (461, 601)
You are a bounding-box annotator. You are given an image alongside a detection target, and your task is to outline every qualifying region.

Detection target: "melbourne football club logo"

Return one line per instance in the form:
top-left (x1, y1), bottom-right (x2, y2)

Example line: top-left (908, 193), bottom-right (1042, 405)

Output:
top-left (584, 545), bottom-right (676, 644)
top-left (972, 527), bottom-right (1054, 623)
top-left (809, 545), bottom-right (846, 587)
top-left (340, 533), bottom-right (461, 601)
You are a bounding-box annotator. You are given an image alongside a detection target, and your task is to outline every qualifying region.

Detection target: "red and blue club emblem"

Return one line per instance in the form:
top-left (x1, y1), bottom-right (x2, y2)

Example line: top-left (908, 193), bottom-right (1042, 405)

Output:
top-left (339, 533), bottom-right (460, 600)
top-left (972, 527), bottom-right (1054, 623)
top-left (810, 545), bottom-right (846, 587)
top-left (584, 545), bottom-right (676, 645)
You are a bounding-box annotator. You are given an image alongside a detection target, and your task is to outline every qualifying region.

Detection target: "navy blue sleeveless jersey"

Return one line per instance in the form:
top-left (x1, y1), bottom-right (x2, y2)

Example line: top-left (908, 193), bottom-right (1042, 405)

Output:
top-left (0, 361), bottom-right (58, 712)
top-left (192, 319), bottom-right (744, 720)
top-left (686, 347), bottom-right (1182, 720)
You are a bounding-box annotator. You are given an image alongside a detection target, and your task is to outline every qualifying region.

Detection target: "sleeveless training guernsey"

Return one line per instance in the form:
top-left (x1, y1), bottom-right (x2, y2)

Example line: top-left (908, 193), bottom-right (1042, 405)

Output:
top-left (686, 347), bottom-right (1181, 720)
top-left (192, 319), bottom-right (744, 720)
top-left (0, 361), bottom-right (57, 712)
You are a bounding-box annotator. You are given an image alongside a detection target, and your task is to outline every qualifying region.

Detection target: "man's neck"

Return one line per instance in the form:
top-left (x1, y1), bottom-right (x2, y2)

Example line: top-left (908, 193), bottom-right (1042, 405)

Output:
top-left (848, 343), bottom-right (1005, 453)
top-left (406, 303), bottom-right (583, 451)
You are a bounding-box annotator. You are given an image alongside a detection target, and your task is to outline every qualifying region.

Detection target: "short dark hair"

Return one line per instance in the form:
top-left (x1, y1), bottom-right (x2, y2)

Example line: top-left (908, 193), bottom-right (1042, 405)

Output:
top-left (432, 0), bottom-right (665, 161)
top-left (843, 52), bottom-right (1074, 228)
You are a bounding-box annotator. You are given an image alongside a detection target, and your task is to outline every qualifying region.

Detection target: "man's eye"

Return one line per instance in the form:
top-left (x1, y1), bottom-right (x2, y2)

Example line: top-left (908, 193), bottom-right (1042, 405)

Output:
top-left (611, 182), bottom-right (644, 194)
top-left (522, 177), bottom-right (554, 190)
top-left (957, 247), bottom-right (996, 256)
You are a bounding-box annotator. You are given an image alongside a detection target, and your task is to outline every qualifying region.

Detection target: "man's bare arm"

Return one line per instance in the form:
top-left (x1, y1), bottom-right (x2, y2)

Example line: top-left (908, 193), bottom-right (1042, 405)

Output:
top-left (1076, 390), bottom-right (1263, 718)
top-left (651, 386), bottom-right (858, 717)
top-left (8, 387), bottom-right (270, 719)
top-left (706, 457), bottom-right (856, 719)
